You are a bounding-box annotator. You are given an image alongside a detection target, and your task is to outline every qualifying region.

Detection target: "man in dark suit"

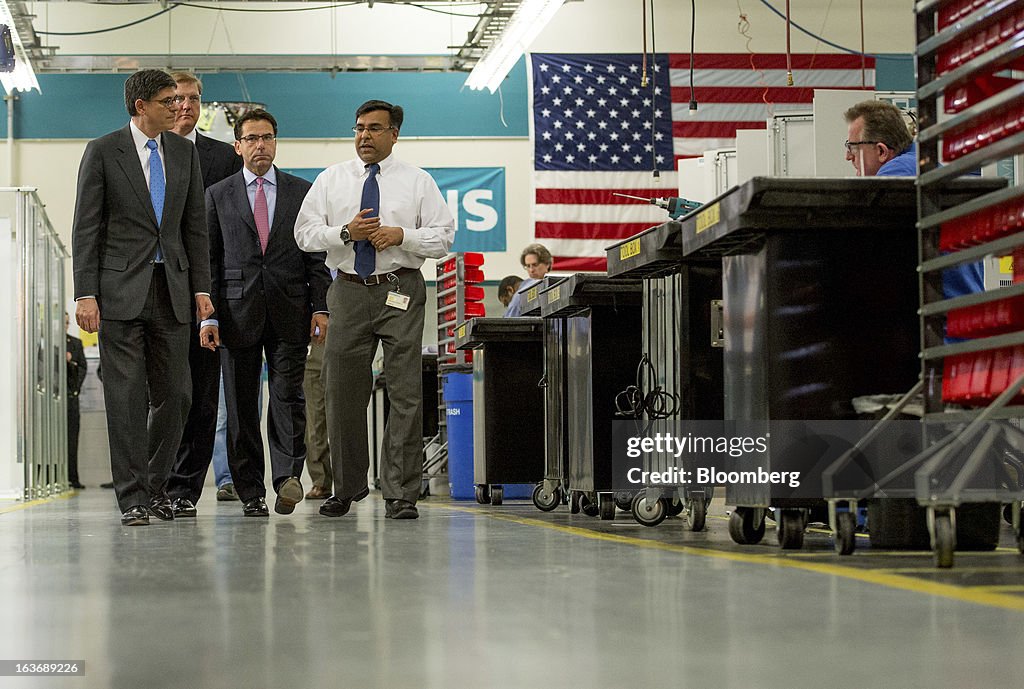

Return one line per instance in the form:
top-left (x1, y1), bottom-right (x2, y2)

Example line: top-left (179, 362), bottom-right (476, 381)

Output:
top-left (65, 313), bottom-right (88, 490)
top-left (72, 69), bottom-right (213, 526)
top-left (200, 109), bottom-right (331, 517)
top-left (165, 72), bottom-right (244, 518)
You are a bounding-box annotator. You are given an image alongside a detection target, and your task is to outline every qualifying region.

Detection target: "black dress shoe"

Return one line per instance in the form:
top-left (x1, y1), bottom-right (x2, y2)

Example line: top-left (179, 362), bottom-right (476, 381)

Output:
top-left (242, 497), bottom-right (270, 517)
top-left (171, 497), bottom-right (197, 518)
top-left (319, 486), bottom-right (370, 518)
top-left (147, 494), bottom-right (175, 521)
top-left (385, 499), bottom-right (419, 520)
top-left (100, 482), bottom-right (114, 489)
top-left (70, 482), bottom-right (86, 490)
top-left (121, 505), bottom-right (149, 526)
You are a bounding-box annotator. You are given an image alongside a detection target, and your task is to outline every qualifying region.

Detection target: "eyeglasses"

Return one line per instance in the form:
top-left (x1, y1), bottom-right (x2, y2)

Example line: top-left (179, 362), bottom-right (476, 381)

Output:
top-left (177, 95), bottom-right (202, 105)
top-left (844, 140), bottom-right (880, 153)
top-left (238, 134), bottom-right (277, 145)
top-left (150, 95), bottom-right (186, 109)
top-left (352, 125), bottom-right (394, 135)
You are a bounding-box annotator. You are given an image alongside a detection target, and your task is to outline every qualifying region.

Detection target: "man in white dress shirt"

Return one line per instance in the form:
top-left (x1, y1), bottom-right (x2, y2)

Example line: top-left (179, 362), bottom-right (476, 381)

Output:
top-left (294, 100), bottom-right (455, 520)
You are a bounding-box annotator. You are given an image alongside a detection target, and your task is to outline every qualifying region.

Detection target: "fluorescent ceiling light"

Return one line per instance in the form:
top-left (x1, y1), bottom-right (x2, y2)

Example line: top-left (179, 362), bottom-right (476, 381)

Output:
top-left (0, 0), bottom-right (40, 94)
top-left (465, 0), bottom-right (565, 93)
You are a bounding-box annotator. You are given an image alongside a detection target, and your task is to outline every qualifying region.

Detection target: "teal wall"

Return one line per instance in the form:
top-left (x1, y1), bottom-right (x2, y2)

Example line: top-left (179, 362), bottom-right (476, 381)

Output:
top-left (0, 57), bottom-right (529, 138)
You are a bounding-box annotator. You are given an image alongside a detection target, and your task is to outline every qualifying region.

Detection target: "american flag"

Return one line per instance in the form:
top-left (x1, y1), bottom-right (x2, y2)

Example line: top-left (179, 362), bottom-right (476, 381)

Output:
top-left (531, 53), bottom-right (875, 271)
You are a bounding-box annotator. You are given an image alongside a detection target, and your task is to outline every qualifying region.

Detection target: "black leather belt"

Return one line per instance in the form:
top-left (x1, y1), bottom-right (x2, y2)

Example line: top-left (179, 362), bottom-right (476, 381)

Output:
top-left (336, 267), bottom-right (418, 286)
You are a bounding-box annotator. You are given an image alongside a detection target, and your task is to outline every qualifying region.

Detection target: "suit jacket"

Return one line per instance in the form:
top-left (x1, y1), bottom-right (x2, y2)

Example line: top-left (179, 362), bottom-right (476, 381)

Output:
top-left (195, 132), bottom-right (242, 189)
top-left (72, 125), bottom-right (210, 324)
top-left (207, 166), bottom-right (331, 348)
top-left (66, 335), bottom-right (87, 398)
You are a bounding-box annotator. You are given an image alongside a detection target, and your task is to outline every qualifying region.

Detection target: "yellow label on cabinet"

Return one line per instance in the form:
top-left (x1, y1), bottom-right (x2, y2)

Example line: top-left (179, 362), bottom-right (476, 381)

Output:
top-left (526, 287), bottom-right (538, 303)
top-left (548, 286), bottom-right (561, 302)
top-left (620, 238), bottom-right (641, 260)
top-left (457, 324), bottom-right (466, 339)
top-left (695, 203), bottom-right (720, 234)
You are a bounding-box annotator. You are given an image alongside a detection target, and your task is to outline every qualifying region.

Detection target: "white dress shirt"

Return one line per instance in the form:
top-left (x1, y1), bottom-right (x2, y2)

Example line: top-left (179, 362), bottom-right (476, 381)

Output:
top-left (293, 154), bottom-right (455, 274)
top-left (128, 120), bottom-right (167, 189)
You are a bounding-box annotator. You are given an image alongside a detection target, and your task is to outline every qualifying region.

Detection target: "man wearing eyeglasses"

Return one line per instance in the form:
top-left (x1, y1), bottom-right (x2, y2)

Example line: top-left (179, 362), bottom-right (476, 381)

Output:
top-left (844, 99), bottom-right (983, 322)
top-left (165, 72), bottom-right (244, 518)
top-left (843, 100), bottom-right (918, 177)
top-left (71, 69), bottom-right (213, 526)
top-left (295, 100), bottom-right (455, 520)
top-left (199, 109), bottom-right (332, 518)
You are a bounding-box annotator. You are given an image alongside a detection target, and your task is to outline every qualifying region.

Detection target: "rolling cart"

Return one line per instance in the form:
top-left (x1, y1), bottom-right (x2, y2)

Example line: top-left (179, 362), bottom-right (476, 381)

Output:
top-left (606, 220), bottom-right (724, 528)
top-left (680, 177), bottom-right (924, 549)
top-left (539, 274), bottom-right (643, 520)
top-left (454, 317), bottom-right (546, 504)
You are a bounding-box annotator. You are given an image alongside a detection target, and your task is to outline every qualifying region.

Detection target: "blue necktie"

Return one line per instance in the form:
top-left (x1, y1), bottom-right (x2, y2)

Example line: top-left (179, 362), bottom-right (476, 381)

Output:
top-left (354, 163), bottom-right (380, 279)
top-left (146, 139), bottom-right (165, 262)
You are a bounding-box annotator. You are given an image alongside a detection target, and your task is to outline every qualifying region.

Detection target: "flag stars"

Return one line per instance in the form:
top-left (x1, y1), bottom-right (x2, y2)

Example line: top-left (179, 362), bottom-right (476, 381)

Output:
top-left (597, 121), bottom-right (608, 129)
top-left (563, 86), bottom-right (572, 95)
top-left (584, 64), bottom-right (594, 73)
top-left (632, 132), bottom-right (642, 141)
top-left (586, 86), bottom-right (596, 96)
top-left (631, 87), bottom-right (640, 96)
top-left (654, 131), bottom-right (665, 141)
top-left (618, 75), bottom-right (628, 84)
top-left (564, 109), bottom-right (574, 118)
top-left (642, 98), bottom-right (651, 107)
top-left (566, 154), bottom-right (575, 163)
top-left (644, 143), bottom-right (653, 151)
top-left (541, 108), bottom-right (551, 117)
top-left (633, 155), bottom-right (642, 163)
top-left (577, 142), bottom-right (586, 151)
top-left (565, 131), bottom-right (575, 141)
top-left (654, 86), bottom-right (662, 95)
top-left (606, 64), bottom-right (616, 72)
top-left (576, 120), bottom-right (586, 129)
top-left (543, 153), bottom-right (552, 162)
top-left (586, 109), bottom-right (596, 118)
top-left (599, 143), bottom-right (609, 152)
top-left (553, 97), bottom-right (562, 106)
top-left (609, 109), bottom-right (619, 119)
top-left (630, 109), bottom-right (640, 118)
top-left (540, 63), bottom-right (549, 72)
top-left (562, 64), bottom-right (571, 72)
top-left (596, 75), bottom-right (606, 84)
top-left (597, 98), bottom-right (607, 107)
top-left (588, 154), bottom-right (598, 164)
top-left (541, 86), bottom-right (550, 95)
top-left (587, 131), bottom-right (597, 140)
top-left (656, 154), bottom-right (665, 164)
top-left (654, 109), bottom-right (663, 118)
top-left (554, 143), bottom-right (564, 152)
top-left (574, 75), bottom-right (584, 84)
top-left (610, 154), bottom-right (621, 163)
top-left (620, 98), bottom-right (630, 108)
top-left (552, 75), bottom-right (561, 84)
top-left (575, 98), bottom-right (584, 107)
top-left (608, 87), bottom-right (618, 96)
top-left (610, 132), bottom-right (620, 141)
top-left (629, 64), bottom-right (638, 73)
top-left (542, 131), bottom-right (552, 140)
top-left (553, 120), bottom-right (563, 129)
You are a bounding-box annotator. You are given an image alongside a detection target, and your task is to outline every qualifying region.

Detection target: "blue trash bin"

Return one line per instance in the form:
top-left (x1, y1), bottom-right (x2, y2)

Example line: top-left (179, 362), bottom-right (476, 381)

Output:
top-left (444, 372), bottom-right (475, 500)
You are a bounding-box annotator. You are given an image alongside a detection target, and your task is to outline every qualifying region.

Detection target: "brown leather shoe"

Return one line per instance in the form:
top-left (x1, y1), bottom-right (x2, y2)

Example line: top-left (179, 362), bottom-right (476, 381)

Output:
top-left (305, 485), bottom-right (331, 500)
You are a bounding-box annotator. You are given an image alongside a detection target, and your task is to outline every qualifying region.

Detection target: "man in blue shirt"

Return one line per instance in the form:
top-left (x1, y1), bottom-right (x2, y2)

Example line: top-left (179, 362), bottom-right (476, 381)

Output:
top-left (844, 100), bottom-right (983, 299)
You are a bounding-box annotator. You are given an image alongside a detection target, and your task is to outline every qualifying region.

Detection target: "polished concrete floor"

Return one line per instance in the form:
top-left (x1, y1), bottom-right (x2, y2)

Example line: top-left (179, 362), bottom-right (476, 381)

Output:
top-left (2, 490), bottom-right (1024, 689)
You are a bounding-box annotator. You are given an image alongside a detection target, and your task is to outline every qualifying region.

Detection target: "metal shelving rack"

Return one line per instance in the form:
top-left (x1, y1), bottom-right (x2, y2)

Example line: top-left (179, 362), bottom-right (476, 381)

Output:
top-left (915, 0), bottom-right (1024, 566)
top-left (430, 253), bottom-right (483, 487)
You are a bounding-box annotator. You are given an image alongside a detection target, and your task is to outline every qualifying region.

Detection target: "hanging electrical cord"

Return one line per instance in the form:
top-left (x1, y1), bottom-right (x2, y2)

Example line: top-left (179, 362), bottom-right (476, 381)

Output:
top-left (756, 0), bottom-right (885, 58)
top-left (688, 0), bottom-right (697, 114)
top-left (640, 0), bottom-right (648, 88)
top-left (36, 5), bottom-right (179, 36)
top-left (859, 0), bottom-right (867, 87)
top-left (784, 0), bottom-right (793, 86)
top-left (736, 2), bottom-right (772, 112)
top-left (615, 355), bottom-right (680, 434)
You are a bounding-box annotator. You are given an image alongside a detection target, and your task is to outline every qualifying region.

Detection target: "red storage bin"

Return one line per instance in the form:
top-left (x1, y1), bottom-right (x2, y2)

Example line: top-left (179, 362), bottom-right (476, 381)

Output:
top-left (439, 285), bottom-right (485, 307)
top-left (947, 296), bottom-right (1024, 338)
top-left (943, 353), bottom-right (975, 402)
top-left (439, 301), bottom-right (485, 322)
top-left (463, 267), bottom-right (484, 284)
top-left (987, 346), bottom-right (1014, 398)
top-left (968, 349), bottom-right (994, 403)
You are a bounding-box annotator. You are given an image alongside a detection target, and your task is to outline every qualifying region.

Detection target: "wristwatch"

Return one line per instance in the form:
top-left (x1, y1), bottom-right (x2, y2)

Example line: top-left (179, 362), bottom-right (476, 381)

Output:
top-left (340, 225), bottom-right (352, 245)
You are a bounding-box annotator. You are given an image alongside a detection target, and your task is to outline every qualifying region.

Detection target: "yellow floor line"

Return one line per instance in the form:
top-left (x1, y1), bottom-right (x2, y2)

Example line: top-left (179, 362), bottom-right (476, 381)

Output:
top-left (970, 585), bottom-right (1024, 593)
top-left (432, 503), bottom-right (1024, 613)
top-left (0, 492), bottom-right (72, 515)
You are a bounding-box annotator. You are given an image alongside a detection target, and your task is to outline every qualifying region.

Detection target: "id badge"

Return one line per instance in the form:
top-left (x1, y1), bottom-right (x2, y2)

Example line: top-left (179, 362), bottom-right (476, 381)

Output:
top-left (386, 290), bottom-right (411, 311)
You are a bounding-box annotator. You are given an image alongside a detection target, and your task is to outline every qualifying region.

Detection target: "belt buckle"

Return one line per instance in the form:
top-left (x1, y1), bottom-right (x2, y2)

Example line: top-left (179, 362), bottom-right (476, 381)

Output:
top-left (361, 275), bottom-right (376, 286)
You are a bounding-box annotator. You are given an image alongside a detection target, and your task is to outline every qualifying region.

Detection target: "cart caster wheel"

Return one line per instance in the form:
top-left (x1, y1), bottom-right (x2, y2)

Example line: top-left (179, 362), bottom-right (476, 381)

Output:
top-left (474, 485), bottom-right (490, 505)
top-left (614, 491), bottom-right (634, 512)
top-left (728, 508), bottom-right (766, 545)
top-left (532, 484), bottom-right (560, 512)
top-left (664, 498), bottom-right (685, 518)
top-left (490, 485), bottom-right (503, 506)
top-left (598, 494), bottom-right (616, 520)
top-left (933, 512), bottom-right (955, 569)
top-left (834, 512), bottom-right (856, 556)
top-left (570, 491), bottom-right (581, 514)
top-left (685, 497), bottom-right (707, 532)
top-left (631, 493), bottom-right (666, 527)
top-left (580, 494), bottom-right (600, 517)
top-left (777, 509), bottom-right (805, 550)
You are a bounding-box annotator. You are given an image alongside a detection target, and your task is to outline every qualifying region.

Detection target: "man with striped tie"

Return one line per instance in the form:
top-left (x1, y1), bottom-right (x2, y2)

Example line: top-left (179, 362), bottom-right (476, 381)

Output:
top-left (294, 100), bottom-right (455, 520)
top-left (72, 69), bottom-right (212, 526)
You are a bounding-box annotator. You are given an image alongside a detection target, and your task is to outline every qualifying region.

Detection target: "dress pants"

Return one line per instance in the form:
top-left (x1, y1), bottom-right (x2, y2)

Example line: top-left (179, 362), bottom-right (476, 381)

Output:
top-left (67, 396), bottom-right (81, 486)
top-left (98, 265), bottom-right (192, 512)
top-left (221, 319), bottom-right (308, 503)
top-left (166, 322), bottom-right (221, 503)
top-left (323, 271), bottom-right (425, 504)
top-left (303, 339), bottom-right (332, 490)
